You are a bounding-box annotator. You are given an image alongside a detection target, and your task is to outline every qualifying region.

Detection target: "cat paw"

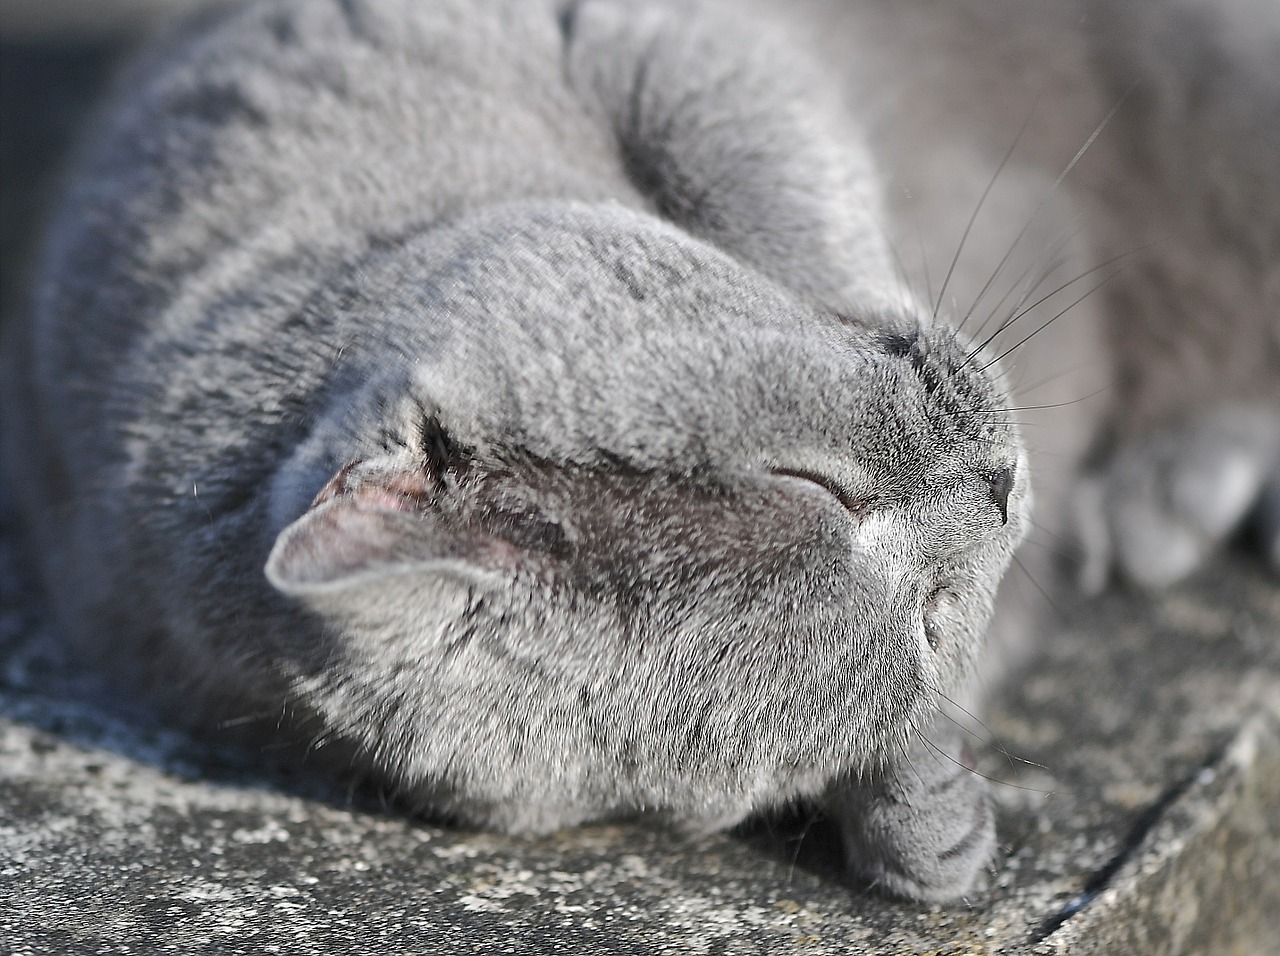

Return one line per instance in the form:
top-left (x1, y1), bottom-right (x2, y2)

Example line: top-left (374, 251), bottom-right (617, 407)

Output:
top-left (1073, 405), bottom-right (1280, 593)
top-left (831, 728), bottom-right (994, 903)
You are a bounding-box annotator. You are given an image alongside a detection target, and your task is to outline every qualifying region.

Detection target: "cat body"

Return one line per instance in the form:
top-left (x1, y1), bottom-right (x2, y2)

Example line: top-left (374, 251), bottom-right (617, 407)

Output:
top-left (3, 0), bottom-right (1279, 901)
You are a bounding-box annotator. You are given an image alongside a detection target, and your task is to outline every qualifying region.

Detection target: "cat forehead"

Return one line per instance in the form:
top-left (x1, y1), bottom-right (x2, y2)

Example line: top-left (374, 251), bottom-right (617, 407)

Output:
top-left (393, 317), bottom-right (1014, 477)
top-left (341, 203), bottom-right (1015, 467)
top-left (374, 200), bottom-right (929, 372)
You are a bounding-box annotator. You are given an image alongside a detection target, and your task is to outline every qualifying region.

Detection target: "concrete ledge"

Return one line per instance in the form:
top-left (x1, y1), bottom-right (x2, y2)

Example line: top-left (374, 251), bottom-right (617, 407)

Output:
top-left (2, 521), bottom-right (1278, 953)
top-left (1040, 708), bottom-right (1280, 955)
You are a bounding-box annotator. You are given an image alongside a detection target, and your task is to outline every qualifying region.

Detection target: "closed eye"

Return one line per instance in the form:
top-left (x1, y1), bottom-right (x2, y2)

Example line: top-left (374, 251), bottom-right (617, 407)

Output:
top-left (771, 467), bottom-right (875, 519)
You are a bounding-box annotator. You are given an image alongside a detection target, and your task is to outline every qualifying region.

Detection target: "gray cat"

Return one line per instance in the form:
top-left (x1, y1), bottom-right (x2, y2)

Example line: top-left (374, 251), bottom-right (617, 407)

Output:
top-left (2, 0), bottom-right (1278, 903)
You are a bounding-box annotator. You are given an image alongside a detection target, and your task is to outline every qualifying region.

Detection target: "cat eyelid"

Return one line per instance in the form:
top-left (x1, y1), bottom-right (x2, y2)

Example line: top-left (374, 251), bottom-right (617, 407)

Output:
top-left (770, 467), bottom-right (879, 518)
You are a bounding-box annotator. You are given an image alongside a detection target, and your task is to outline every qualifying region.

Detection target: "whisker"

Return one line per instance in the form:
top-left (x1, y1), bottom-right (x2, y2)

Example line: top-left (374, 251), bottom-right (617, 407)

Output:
top-left (967, 217), bottom-right (1087, 342)
top-left (932, 690), bottom-right (1053, 776)
top-left (768, 803), bottom-right (823, 885)
top-left (881, 222), bottom-right (922, 316)
top-left (931, 691), bottom-right (1008, 752)
top-left (979, 262), bottom-right (1132, 371)
top-left (1011, 355), bottom-right (1109, 400)
top-left (918, 412), bottom-right (1017, 439)
top-left (985, 384), bottom-right (1114, 413)
top-left (896, 734), bottom-right (930, 792)
top-left (972, 242), bottom-right (1156, 360)
top-left (1026, 517), bottom-right (1072, 544)
top-left (1010, 553), bottom-right (1068, 625)
top-left (913, 213), bottom-right (936, 311)
top-left (1017, 532), bottom-right (1076, 562)
top-left (938, 95), bottom-right (1042, 326)
top-left (958, 89), bottom-right (1134, 347)
top-left (969, 255), bottom-right (1069, 346)
top-left (911, 726), bottom-right (1053, 794)
top-left (987, 240), bottom-right (1107, 344)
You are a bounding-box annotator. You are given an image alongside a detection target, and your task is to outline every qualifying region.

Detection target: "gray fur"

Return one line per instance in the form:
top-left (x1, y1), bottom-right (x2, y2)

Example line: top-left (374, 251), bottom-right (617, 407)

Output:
top-left (2, 0), bottom-right (1278, 902)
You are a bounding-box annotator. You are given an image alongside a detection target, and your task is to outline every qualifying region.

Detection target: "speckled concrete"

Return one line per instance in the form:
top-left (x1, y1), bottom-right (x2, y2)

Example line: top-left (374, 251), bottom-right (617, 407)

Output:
top-left (3, 24), bottom-right (1280, 956)
top-left (3, 506), bottom-right (1278, 954)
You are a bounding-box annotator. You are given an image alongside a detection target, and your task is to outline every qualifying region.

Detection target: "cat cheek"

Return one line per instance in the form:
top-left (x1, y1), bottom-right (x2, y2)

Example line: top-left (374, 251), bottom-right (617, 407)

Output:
top-left (843, 510), bottom-right (903, 554)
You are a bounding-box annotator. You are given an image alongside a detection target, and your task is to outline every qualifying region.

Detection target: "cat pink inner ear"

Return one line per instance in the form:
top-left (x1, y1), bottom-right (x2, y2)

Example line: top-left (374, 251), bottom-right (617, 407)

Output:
top-left (309, 460), bottom-right (434, 511)
top-left (265, 497), bottom-right (498, 594)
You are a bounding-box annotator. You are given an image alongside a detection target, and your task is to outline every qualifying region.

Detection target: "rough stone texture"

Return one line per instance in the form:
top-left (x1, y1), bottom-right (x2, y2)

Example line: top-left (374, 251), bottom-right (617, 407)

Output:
top-left (2, 24), bottom-right (1279, 956)
top-left (3, 508), bottom-right (1278, 955)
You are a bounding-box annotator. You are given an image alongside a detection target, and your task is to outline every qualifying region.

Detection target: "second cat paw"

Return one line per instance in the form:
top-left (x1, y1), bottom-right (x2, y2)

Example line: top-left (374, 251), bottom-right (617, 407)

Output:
top-left (1073, 404), bottom-right (1280, 592)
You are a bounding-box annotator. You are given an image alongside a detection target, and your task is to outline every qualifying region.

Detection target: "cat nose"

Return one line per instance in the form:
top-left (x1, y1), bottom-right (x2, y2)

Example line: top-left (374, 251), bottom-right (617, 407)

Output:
top-left (988, 466), bottom-right (1015, 524)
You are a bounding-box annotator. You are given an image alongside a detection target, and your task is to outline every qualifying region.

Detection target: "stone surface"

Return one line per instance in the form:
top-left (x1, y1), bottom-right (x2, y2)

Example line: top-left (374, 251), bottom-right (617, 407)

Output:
top-left (3, 508), bottom-right (1278, 954)
top-left (2, 23), bottom-right (1280, 956)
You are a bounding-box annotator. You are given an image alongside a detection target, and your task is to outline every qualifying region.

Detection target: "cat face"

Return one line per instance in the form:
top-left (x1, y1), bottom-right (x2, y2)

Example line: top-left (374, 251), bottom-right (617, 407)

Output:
top-left (264, 203), bottom-right (1027, 831)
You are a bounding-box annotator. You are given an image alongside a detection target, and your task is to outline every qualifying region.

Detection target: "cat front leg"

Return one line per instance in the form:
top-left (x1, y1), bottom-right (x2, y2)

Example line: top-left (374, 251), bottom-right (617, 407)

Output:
top-left (828, 719), bottom-right (994, 903)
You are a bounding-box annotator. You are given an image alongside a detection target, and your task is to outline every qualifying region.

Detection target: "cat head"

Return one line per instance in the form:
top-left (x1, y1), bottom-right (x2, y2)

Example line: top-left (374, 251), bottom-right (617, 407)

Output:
top-left (263, 202), bottom-right (1027, 830)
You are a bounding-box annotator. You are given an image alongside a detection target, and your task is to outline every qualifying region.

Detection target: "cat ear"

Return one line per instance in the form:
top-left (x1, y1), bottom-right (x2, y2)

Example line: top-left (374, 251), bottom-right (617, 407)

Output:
top-left (265, 499), bottom-right (498, 595)
top-left (265, 467), bottom-right (512, 595)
